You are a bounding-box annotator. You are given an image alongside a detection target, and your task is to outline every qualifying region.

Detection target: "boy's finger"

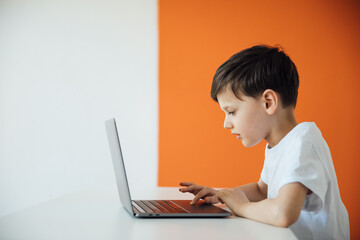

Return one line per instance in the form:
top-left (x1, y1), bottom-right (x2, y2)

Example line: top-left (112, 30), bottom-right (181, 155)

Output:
top-left (204, 196), bottom-right (218, 204)
top-left (190, 189), bottom-right (209, 205)
top-left (215, 191), bottom-right (225, 204)
top-left (179, 187), bottom-right (190, 192)
top-left (179, 185), bottom-right (201, 193)
top-left (179, 182), bottom-right (195, 186)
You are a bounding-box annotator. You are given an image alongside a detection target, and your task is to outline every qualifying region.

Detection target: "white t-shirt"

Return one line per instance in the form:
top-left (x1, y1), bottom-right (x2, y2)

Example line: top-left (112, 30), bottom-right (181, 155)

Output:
top-left (260, 122), bottom-right (349, 240)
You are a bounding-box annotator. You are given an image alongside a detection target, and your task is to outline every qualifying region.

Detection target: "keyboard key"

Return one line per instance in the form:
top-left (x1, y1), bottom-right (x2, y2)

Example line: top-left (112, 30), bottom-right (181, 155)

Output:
top-left (132, 201), bottom-right (145, 213)
top-left (133, 200), bottom-right (154, 213)
top-left (149, 200), bottom-right (171, 213)
top-left (156, 200), bottom-right (178, 213)
top-left (142, 201), bottom-right (162, 214)
top-left (163, 200), bottom-right (188, 213)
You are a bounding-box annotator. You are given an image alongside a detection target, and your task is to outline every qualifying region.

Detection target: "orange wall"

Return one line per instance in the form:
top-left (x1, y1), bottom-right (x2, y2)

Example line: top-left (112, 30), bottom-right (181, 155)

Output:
top-left (158, 0), bottom-right (360, 238)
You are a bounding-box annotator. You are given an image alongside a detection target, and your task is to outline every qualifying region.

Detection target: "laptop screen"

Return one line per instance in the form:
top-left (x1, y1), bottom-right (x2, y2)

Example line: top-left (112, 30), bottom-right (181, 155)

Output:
top-left (105, 118), bottom-right (134, 215)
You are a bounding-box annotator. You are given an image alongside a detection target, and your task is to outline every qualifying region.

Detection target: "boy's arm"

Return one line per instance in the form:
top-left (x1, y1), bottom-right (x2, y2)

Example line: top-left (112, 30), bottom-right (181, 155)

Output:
top-left (232, 179), bottom-right (267, 202)
top-left (180, 179), bottom-right (267, 204)
top-left (218, 182), bottom-right (307, 228)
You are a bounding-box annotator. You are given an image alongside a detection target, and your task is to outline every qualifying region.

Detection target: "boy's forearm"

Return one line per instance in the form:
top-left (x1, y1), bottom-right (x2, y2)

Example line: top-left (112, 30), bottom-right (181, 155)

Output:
top-left (217, 188), bottom-right (291, 227)
top-left (234, 199), bottom-right (292, 228)
top-left (233, 183), bottom-right (266, 202)
top-left (229, 183), bottom-right (307, 228)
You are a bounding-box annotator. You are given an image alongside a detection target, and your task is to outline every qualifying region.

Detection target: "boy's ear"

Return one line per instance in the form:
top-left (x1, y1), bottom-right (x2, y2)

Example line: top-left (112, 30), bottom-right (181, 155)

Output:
top-left (262, 89), bottom-right (278, 115)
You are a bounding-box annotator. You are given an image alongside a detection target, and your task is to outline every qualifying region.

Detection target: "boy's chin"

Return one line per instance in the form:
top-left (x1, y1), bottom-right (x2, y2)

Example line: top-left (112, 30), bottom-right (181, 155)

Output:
top-left (241, 139), bottom-right (261, 148)
top-left (242, 143), bottom-right (253, 148)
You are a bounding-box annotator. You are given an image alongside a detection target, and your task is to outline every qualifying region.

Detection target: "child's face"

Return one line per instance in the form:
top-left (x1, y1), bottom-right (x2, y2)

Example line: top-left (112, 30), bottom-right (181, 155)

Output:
top-left (217, 86), bottom-right (271, 148)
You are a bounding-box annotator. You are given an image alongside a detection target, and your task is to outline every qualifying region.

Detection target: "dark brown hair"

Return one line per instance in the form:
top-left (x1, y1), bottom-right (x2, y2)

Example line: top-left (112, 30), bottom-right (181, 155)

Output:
top-left (211, 45), bottom-right (299, 108)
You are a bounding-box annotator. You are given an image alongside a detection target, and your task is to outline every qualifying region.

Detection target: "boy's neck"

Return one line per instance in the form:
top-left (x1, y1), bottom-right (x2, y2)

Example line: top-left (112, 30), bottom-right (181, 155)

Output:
top-left (265, 108), bottom-right (298, 148)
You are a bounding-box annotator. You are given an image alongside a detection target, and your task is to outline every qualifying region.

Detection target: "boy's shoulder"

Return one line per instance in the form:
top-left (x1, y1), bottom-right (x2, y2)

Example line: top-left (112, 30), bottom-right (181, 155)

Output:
top-left (286, 122), bottom-right (324, 147)
top-left (266, 122), bottom-right (326, 159)
top-left (280, 122), bottom-right (330, 167)
top-left (293, 122), bottom-right (319, 137)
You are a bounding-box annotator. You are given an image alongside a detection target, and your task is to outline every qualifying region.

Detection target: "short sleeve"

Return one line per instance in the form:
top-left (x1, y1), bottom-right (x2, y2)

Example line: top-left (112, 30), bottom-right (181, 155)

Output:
top-left (261, 145), bottom-right (270, 185)
top-left (278, 140), bottom-right (328, 212)
top-left (260, 162), bottom-right (268, 185)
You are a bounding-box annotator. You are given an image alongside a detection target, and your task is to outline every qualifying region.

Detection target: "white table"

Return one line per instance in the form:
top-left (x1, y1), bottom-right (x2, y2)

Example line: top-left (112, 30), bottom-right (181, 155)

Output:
top-left (0, 187), bottom-right (297, 240)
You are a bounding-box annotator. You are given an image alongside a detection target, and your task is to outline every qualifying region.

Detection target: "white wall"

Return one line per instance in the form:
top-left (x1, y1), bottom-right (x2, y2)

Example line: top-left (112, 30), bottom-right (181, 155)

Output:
top-left (0, 0), bottom-right (158, 217)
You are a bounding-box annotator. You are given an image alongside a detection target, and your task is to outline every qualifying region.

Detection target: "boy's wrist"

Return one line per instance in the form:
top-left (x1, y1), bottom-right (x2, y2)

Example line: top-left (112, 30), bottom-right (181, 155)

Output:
top-left (235, 201), bottom-right (251, 217)
top-left (217, 189), bottom-right (250, 216)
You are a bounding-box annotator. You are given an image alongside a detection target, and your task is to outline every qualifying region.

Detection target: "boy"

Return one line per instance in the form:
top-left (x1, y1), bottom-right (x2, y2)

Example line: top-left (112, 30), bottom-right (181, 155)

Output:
top-left (179, 45), bottom-right (349, 240)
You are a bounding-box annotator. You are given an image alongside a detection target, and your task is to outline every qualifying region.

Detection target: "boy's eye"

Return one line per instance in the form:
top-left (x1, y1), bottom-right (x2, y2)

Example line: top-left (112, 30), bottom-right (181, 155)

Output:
top-left (228, 111), bottom-right (235, 115)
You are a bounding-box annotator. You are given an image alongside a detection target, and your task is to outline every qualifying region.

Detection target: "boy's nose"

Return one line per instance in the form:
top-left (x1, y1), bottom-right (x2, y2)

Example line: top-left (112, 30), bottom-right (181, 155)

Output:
top-left (224, 119), bottom-right (233, 129)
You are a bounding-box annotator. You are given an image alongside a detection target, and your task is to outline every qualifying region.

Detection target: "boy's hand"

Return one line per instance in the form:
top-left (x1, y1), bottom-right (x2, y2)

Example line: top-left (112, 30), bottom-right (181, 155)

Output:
top-left (179, 182), bottom-right (219, 205)
top-left (216, 189), bottom-right (250, 215)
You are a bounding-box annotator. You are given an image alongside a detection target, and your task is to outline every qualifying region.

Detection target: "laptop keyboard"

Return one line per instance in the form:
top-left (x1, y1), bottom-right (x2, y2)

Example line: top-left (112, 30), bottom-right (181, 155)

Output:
top-left (132, 200), bottom-right (189, 214)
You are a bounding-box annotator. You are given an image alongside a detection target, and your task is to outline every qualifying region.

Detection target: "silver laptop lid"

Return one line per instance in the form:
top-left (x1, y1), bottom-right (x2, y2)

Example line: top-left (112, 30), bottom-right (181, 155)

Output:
top-left (105, 118), bottom-right (133, 215)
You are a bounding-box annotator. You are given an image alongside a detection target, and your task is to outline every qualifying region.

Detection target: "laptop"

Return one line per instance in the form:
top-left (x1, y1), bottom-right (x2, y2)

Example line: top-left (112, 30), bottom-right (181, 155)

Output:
top-left (105, 118), bottom-right (232, 217)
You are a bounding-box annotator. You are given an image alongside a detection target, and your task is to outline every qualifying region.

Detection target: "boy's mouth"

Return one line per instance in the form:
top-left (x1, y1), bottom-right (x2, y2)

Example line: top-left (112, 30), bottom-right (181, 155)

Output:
top-left (232, 133), bottom-right (241, 140)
